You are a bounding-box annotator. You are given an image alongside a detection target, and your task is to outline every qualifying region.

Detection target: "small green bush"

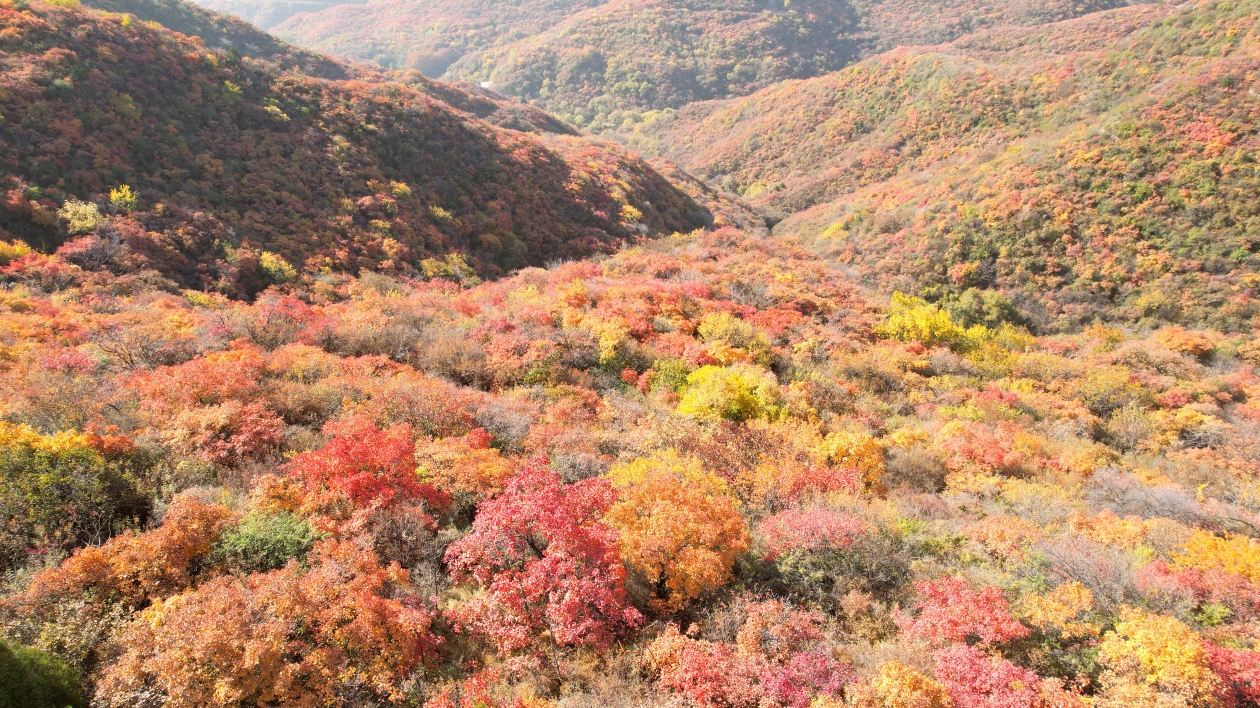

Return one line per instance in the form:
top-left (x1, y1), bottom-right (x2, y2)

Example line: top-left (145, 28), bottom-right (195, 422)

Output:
top-left (0, 639), bottom-right (84, 708)
top-left (213, 511), bottom-right (317, 574)
top-left (945, 287), bottom-right (1026, 329)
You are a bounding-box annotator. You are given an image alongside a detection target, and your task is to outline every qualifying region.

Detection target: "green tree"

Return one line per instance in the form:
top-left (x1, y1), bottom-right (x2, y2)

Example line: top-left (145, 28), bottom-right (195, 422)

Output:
top-left (0, 424), bottom-right (148, 571)
top-left (945, 288), bottom-right (1026, 329)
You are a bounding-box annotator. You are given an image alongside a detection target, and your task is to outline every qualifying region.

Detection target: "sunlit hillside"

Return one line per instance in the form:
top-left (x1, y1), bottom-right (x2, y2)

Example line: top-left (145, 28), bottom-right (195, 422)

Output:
top-left (5, 2), bottom-right (1260, 708)
top-left (268, 0), bottom-right (1138, 128)
top-left (621, 1), bottom-right (1260, 332)
top-left (0, 0), bottom-right (714, 295)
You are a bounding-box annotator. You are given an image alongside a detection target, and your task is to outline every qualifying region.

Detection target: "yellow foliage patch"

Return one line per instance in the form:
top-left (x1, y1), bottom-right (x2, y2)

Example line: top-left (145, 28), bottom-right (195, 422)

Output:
top-left (1173, 530), bottom-right (1260, 583)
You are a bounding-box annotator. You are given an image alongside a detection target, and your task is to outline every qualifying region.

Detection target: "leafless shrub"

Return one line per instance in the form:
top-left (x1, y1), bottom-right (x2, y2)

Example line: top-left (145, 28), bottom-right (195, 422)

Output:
top-left (552, 453), bottom-right (610, 483)
top-left (328, 318), bottom-right (420, 360)
top-left (1104, 403), bottom-right (1154, 452)
top-left (1083, 466), bottom-right (1200, 522)
top-left (1036, 533), bottom-right (1140, 610)
top-left (554, 650), bottom-right (677, 708)
top-left (885, 444), bottom-right (948, 493)
top-left (366, 505), bottom-right (457, 597)
top-left (927, 349), bottom-right (978, 377)
top-left (843, 638), bottom-right (936, 680)
top-left (414, 323), bottom-right (490, 387)
top-left (474, 400), bottom-right (535, 454)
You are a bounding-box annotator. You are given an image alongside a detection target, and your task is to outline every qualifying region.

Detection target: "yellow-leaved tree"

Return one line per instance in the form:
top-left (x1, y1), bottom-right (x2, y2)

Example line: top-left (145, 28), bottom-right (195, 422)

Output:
top-left (1173, 530), bottom-right (1260, 582)
top-left (676, 363), bottom-right (783, 423)
top-left (56, 200), bottom-right (101, 235)
top-left (875, 292), bottom-right (987, 350)
top-left (109, 185), bottom-right (137, 214)
top-left (1096, 607), bottom-right (1220, 708)
top-left (846, 661), bottom-right (953, 708)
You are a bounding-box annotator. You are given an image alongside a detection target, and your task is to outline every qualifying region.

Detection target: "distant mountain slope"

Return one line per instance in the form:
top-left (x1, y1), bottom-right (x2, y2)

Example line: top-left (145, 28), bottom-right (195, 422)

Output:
top-left (270, 0), bottom-right (1137, 128)
top-left (193, 0), bottom-right (354, 30)
top-left (437, 0), bottom-right (864, 127)
top-left (617, 3), bottom-right (1172, 215)
top-left (90, 0), bottom-right (611, 134)
top-left (849, 0), bottom-right (1138, 50)
top-left (273, 0), bottom-right (606, 75)
top-left (620, 0), bottom-right (1260, 332)
top-left (84, 0), bottom-right (349, 77)
top-left (0, 0), bottom-right (710, 296)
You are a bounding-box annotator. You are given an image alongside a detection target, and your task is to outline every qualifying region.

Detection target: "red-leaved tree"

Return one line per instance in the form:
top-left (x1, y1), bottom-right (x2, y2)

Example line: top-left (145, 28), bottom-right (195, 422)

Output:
top-left (1206, 642), bottom-right (1260, 708)
top-left (444, 458), bottom-right (642, 671)
top-left (901, 576), bottom-right (1029, 646)
top-left (933, 644), bottom-right (1042, 708)
top-left (287, 414), bottom-right (448, 513)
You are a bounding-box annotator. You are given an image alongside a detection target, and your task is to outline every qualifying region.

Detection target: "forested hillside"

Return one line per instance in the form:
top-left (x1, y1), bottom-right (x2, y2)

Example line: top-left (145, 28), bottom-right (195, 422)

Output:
top-left (82, 0), bottom-right (350, 76)
top-left (269, 0), bottom-right (1137, 129)
top-left (273, 0), bottom-right (606, 75)
top-left (0, 0), bottom-right (712, 295)
top-left (7, 1), bottom-right (1260, 708)
top-left (7, 221), bottom-right (1260, 708)
top-left (193, 0), bottom-right (351, 30)
top-left (624, 0), bottom-right (1260, 332)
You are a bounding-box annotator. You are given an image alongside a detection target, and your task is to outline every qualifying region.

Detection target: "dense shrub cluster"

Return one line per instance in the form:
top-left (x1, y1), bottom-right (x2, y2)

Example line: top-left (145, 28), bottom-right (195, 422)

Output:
top-left (0, 223), bottom-right (1258, 706)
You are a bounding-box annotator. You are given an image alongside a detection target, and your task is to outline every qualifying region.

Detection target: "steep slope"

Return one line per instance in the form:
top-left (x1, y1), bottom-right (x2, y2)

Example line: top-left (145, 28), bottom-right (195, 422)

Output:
top-left (850, 0), bottom-right (1139, 50)
top-left (438, 0), bottom-right (864, 127)
top-left (271, 0), bottom-right (1136, 128)
top-left (616, 3), bottom-right (1172, 214)
top-left (623, 0), bottom-right (1260, 332)
top-left (79, 0), bottom-right (592, 129)
top-left (0, 0), bottom-right (711, 296)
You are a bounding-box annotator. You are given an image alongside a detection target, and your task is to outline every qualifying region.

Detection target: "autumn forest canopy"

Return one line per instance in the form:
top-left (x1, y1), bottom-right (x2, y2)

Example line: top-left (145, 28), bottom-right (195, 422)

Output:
top-left (7, 0), bottom-right (1260, 707)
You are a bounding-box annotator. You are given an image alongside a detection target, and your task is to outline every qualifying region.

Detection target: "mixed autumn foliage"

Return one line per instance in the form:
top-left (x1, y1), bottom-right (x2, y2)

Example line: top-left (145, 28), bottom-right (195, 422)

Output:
top-left (6, 218), bottom-right (1260, 707)
top-left (266, 0), bottom-right (1135, 129)
top-left (0, 0), bottom-right (712, 293)
top-left (191, 0), bottom-right (350, 31)
top-left (7, 0), bottom-right (1260, 707)
top-left (82, 0), bottom-right (351, 77)
top-left (622, 0), bottom-right (1260, 333)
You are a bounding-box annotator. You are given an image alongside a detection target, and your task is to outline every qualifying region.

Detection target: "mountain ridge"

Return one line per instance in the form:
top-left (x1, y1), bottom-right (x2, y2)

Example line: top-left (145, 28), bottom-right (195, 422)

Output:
top-left (0, 0), bottom-right (716, 297)
top-left (265, 0), bottom-right (1142, 129)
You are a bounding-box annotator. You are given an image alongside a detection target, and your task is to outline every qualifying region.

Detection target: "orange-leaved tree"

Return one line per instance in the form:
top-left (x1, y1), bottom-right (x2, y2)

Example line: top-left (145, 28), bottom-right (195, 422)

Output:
top-left (22, 491), bottom-right (237, 612)
top-left (95, 539), bottom-right (440, 708)
top-left (604, 449), bottom-right (749, 612)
